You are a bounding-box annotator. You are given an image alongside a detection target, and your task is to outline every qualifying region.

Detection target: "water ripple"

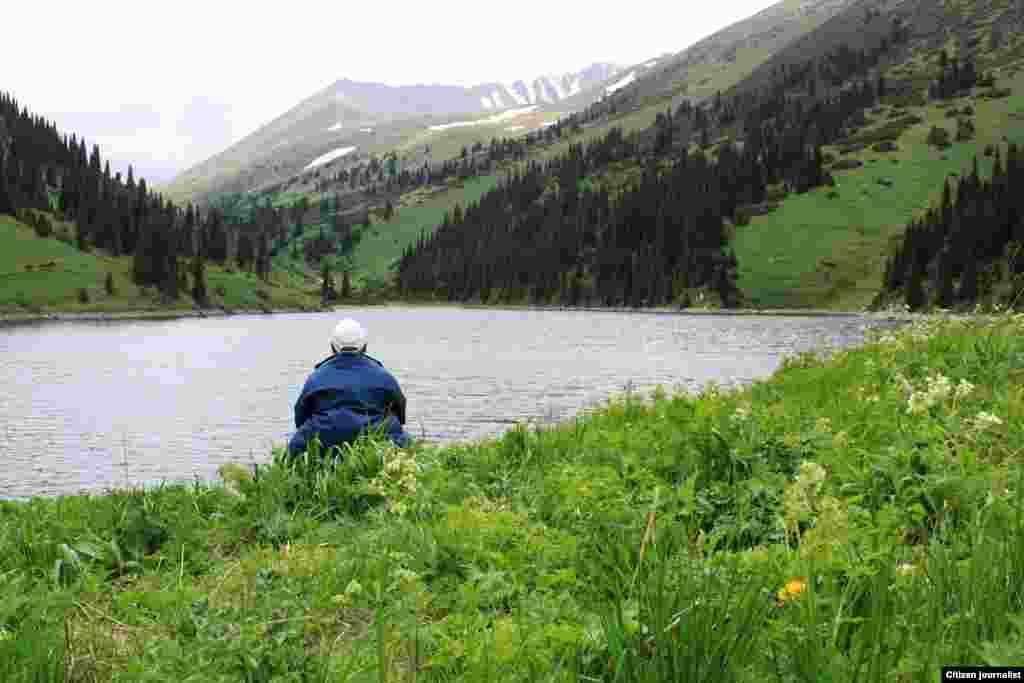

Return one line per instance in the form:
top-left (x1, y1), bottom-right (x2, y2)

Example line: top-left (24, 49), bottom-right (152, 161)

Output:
top-left (0, 308), bottom-right (897, 499)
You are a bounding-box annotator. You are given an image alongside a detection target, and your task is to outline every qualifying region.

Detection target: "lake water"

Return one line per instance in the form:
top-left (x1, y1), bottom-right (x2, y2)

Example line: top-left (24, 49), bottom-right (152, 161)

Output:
top-left (0, 307), bottom-right (899, 499)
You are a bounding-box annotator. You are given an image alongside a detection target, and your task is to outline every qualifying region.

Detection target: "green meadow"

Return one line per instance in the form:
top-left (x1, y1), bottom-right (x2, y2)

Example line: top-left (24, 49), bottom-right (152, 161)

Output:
top-left (732, 70), bottom-right (1024, 310)
top-left (280, 175), bottom-right (501, 289)
top-left (0, 215), bottom-right (321, 315)
top-left (2, 311), bottom-right (1023, 681)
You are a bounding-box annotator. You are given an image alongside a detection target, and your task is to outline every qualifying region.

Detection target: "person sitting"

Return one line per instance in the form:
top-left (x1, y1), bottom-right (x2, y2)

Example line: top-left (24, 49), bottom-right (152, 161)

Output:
top-left (288, 318), bottom-right (411, 458)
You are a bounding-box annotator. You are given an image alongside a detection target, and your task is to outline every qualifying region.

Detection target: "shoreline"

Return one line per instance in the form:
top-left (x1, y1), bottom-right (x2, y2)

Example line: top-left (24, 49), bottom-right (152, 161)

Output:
top-left (0, 301), bottom-right (940, 327)
top-left (0, 305), bottom-right (330, 327)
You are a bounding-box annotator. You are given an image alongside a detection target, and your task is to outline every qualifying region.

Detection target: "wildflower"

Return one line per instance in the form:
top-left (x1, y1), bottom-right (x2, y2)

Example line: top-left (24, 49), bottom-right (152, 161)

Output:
top-left (893, 371), bottom-right (913, 394)
top-left (970, 411), bottom-right (1004, 431)
top-left (776, 577), bottom-right (807, 605)
top-left (832, 431), bottom-right (850, 449)
top-left (784, 461), bottom-right (827, 527)
top-left (797, 461), bottom-right (827, 487)
top-left (815, 417), bottom-right (833, 434)
top-left (925, 373), bottom-right (952, 402)
top-left (731, 403), bottom-right (752, 422)
top-left (907, 391), bottom-right (931, 414)
top-left (954, 379), bottom-right (975, 400)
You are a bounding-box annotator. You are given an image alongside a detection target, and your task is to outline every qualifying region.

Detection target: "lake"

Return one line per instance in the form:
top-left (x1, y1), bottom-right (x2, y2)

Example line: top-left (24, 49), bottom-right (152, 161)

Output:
top-left (0, 306), bottom-right (899, 499)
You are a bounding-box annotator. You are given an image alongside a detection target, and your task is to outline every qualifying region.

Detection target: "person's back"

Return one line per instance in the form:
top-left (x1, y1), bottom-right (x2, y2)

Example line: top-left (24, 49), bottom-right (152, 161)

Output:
top-left (289, 318), bottom-right (411, 457)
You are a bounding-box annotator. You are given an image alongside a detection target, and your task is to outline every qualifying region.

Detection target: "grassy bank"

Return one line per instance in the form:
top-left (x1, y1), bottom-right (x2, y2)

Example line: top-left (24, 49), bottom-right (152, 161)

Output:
top-left (2, 312), bottom-right (1023, 681)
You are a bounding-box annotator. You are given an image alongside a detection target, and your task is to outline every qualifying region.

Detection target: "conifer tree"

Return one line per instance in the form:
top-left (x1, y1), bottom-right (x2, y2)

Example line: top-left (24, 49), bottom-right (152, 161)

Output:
top-left (191, 243), bottom-right (207, 306)
top-left (321, 260), bottom-right (335, 303)
top-left (957, 248), bottom-right (979, 302)
top-left (341, 270), bottom-right (352, 298)
top-left (0, 153), bottom-right (12, 216)
top-left (934, 246), bottom-right (955, 309)
top-left (905, 246), bottom-right (927, 311)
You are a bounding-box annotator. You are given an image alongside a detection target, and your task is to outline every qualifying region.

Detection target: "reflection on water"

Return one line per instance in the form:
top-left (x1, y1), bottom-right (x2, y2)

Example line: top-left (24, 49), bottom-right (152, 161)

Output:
top-left (0, 307), bottom-right (898, 499)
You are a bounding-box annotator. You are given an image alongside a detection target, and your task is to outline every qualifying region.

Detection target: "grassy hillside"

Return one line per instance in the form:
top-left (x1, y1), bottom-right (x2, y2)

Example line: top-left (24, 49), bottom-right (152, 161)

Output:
top-left (735, 70), bottom-right (1024, 309)
top-left (0, 214), bottom-right (321, 314)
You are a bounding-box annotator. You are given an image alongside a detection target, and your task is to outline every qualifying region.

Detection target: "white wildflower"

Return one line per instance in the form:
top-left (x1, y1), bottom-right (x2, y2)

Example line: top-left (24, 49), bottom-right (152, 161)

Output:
top-left (893, 372), bottom-right (914, 395)
top-left (925, 374), bottom-right (952, 402)
top-left (971, 412), bottom-right (1004, 431)
top-left (907, 391), bottom-right (931, 414)
top-left (954, 379), bottom-right (975, 400)
top-left (731, 402), bottom-right (752, 422)
top-left (796, 461), bottom-right (827, 489)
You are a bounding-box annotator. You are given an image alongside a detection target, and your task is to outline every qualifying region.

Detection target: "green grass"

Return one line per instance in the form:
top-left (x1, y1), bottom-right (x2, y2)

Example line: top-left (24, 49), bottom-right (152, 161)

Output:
top-left (277, 174), bottom-right (503, 288)
top-left (732, 72), bottom-right (1024, 310)
top-left (350, 175), bottom-right (501, 283)
top-left (2, 311), bottom-right (1023, 680)
top-left (0, 214), bottom-right (321, 314)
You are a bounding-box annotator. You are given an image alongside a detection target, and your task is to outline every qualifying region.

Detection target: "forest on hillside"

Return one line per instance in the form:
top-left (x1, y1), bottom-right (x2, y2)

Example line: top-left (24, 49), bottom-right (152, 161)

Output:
top-left (395, 25), bottom-right (911, 308)
top-left (0, 91), bottom-right (297, 305)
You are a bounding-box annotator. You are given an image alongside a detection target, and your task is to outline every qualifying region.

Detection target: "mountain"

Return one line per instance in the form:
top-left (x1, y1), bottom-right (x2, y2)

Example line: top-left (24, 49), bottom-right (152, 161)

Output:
top-left (163, 0), bottom-right (871, 207)
top-left (160, 64), bottom-right (623, 204)
top-left (378, 0), bottom-right (1024, 312)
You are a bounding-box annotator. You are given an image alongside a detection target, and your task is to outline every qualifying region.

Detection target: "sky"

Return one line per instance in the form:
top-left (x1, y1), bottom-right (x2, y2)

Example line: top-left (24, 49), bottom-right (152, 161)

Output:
top-left (3, 0), bottom-right (779, 186)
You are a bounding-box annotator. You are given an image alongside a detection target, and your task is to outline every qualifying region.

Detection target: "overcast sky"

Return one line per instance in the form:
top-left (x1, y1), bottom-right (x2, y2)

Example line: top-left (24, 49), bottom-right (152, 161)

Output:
top-left (4, 0), bottom-right (778, 185)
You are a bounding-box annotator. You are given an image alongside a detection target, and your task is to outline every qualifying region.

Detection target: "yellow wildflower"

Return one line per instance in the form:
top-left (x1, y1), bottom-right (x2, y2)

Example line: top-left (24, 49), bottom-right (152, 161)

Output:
top-left (776, 577), bottom-right (807, 604)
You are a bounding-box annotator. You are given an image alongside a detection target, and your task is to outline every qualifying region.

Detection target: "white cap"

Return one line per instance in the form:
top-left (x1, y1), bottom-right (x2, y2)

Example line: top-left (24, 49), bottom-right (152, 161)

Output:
top-left (330, 318), bottom-right (367, 352)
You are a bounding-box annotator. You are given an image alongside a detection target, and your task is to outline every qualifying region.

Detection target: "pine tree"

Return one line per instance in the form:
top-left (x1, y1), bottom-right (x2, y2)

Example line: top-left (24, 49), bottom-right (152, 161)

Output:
top-left (0, 153), bottom-right (12, 215)
top-left (191, 247), bottom-right (207, 306)
top-left (321, 260), bottom-right (335, 303)
top-left (905, 247), bottom-right (927, 311)
top-left (341, 270), bottom-right (352, 298)
top-left (934, 247), bottom-right (955, 309)
top-left (957, 248), bottom-right (979, 303)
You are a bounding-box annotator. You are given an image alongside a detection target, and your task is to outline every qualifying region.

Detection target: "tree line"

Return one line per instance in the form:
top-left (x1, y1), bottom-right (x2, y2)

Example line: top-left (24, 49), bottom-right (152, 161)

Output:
top-left (394, 32), bottom-right (908, 307)
top-left (0, 91), bottom-right (296, 304)
top-left (881, 145), bottom-right (1024, 310)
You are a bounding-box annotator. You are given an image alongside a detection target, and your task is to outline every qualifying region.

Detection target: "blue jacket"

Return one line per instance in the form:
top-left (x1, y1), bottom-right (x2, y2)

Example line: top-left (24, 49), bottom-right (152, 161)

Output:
top-left (288, 351), bottom-right (411, 456)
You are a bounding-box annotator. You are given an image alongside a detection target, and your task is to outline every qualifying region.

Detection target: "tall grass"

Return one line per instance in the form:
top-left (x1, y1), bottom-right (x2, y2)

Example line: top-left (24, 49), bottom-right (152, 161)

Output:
top-left (1, 312), bottom-right (1022, 680)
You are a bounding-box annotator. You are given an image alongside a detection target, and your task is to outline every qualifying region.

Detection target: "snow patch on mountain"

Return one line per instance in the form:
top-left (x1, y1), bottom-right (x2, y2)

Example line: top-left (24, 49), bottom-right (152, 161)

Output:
top-left (327, 122), bottom-right (344, 132)
top-left (534, 81), bottom-right (551, 103)
top-left (491, 89), bottom-right (504, 108)
top-left (360, 128), bottom-right (374, 133)
top-left (428, 106), bottom-right (538, 132)
top-left (605, 71), bottom-right (636, 95)
top-left (304, 146), bottom-right (357, 170)
top-left (643, 60), bottom-right (658, 68)
top-left (504, 83), bottom-right (526, 106)
top-left (548, 76), bottom-right (566, 100)
top-left (568, 75), bottom-right (581, 96)
top-left (481, 96), bottom-right (493, 109)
